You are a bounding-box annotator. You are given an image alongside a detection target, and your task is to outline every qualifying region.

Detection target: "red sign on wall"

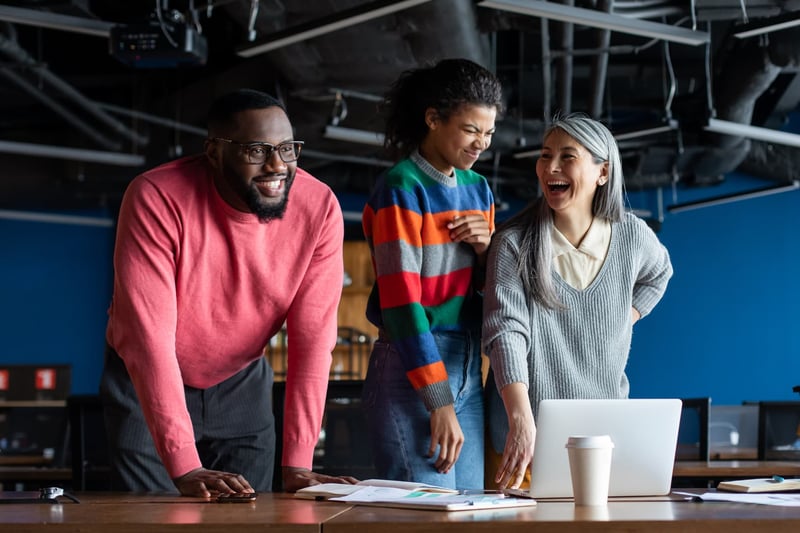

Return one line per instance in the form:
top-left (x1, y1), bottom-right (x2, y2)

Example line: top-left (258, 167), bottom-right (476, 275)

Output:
top-left (0, 369), bottom-right (8, 391)
top-left (35, 368), bottom-right (57, 390)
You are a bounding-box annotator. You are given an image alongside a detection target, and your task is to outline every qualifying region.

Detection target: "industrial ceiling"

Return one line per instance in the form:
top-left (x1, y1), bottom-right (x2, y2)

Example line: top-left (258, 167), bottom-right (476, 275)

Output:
top-left (0, 0), bottom-right (799, 216)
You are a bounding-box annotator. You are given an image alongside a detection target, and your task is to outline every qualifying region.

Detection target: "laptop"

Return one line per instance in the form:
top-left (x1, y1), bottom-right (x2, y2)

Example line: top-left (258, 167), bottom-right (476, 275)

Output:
top-left (529, 398), bottom-right (682, 499)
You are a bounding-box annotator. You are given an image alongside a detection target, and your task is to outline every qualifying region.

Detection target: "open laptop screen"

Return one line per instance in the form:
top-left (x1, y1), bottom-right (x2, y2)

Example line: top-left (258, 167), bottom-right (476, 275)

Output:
top-left (529, 398), bottom-right (682, 499)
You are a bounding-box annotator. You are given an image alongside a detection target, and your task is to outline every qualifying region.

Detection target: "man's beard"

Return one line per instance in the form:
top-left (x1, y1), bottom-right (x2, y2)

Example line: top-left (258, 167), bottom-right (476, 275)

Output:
top-left (245, 177), bottom-right (293, 222)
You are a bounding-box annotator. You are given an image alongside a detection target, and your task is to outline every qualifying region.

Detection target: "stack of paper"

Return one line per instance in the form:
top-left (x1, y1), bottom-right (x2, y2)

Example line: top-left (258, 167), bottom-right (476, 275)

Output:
top-left (295, 479), bottom-right (537, 511)
top-left (294, 479), bottom-right (457, 500)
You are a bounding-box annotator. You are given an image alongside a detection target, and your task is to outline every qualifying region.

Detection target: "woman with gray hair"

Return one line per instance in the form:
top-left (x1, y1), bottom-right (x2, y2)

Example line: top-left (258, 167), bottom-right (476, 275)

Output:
top-left (482, 114), bottom-right (673, 489)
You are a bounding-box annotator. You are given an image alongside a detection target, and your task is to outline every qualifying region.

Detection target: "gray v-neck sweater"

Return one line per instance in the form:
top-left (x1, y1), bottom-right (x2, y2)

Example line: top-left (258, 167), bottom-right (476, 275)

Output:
top-left (483, 212), bottom-right (673, 428)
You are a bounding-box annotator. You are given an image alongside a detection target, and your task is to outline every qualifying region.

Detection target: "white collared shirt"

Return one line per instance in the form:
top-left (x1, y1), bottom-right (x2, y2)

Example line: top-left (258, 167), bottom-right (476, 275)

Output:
top-left (551, 217), bottom-right (611, 289)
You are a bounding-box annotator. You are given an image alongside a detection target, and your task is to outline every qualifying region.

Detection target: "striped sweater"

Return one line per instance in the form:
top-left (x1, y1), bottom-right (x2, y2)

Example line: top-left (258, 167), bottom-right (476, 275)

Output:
top-left (362, 151), bottom-right (495, 410)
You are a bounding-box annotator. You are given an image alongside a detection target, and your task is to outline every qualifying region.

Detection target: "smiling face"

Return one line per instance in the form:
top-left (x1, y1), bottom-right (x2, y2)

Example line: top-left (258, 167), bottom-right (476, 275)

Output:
top-left (205, 106), bottom-right (297, 221)
top-left (536, 128), bottom-right (608, 220)
top-left (418, 104), bottom-right (497, 176)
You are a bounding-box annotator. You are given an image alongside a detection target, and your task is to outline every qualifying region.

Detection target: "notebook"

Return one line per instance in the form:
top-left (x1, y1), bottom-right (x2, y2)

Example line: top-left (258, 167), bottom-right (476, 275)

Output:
top-left (529, 398), bottom-right (683, 499)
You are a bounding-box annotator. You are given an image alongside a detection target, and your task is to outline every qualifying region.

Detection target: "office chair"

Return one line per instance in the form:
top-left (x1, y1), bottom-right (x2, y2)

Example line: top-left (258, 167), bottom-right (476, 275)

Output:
top-left (757, 400), bottom-right (800, 460)
top-left (676, 397), bottom-right (710, 461)
top-left (66, 394), bottom-right (112, 490)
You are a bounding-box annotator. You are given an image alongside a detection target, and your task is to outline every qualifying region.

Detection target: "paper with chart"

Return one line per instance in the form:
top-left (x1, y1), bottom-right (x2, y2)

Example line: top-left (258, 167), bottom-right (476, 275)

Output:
top-left (328, 485), bottom-right (537, 511)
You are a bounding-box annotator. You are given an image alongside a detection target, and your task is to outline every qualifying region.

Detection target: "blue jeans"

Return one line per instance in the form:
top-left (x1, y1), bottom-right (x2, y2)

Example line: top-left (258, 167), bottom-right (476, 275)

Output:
top-left (362, 330), bottom-right (484, 490)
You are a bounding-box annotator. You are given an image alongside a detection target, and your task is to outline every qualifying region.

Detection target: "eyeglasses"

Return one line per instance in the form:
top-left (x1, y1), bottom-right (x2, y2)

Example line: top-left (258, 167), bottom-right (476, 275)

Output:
top-left (210, 138), bottom-right (304, 164)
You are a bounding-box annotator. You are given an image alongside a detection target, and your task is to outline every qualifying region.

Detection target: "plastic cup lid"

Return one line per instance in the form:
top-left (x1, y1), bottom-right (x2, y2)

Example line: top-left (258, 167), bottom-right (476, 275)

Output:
top-left (565, 435), bottom-right (614, 448)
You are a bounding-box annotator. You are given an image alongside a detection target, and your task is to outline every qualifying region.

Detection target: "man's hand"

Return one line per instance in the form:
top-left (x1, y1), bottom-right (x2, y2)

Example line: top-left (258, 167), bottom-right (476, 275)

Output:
top-left (281, 466), bottom-right (359, 493)
top-left (173, 467), bottom-right (254, 497)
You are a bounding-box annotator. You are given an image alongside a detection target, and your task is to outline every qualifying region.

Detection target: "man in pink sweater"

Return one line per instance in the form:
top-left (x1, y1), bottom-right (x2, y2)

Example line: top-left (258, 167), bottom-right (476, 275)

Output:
top-left (101, 89), bottom-right (356, 496)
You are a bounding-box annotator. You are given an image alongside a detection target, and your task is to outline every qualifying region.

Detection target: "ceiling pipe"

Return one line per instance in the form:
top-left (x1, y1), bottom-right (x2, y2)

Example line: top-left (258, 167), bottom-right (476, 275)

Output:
top-left (478, 0), bottom-right (710, 46)
top-left (541, 19), bottom-right (553, 123)
top-left (405, 0), bottom-right (490, 66)
top-left (97, 102), bottom-right (207, 137)
top-left (0, 25), bottom-right (148, 147)
top-left (557, 0), bottom-right (574, 115)
top-left (0, 139), bottom-right (144, 166)
top-left (237, 0), bottom-right (434, 56)
top-left (691, 26), bottom-right (800, 181)
top-left (0, 5), bottom-right (112, 37)
top-left (589, 0), bottom-right (613, 118)
top-left (0, 67), bottom-right (121, 151)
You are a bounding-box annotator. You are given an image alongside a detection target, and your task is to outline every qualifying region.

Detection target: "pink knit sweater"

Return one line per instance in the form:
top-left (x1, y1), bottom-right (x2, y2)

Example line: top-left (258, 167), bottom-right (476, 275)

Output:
top-left (106, 155), bottom-right (343, 478)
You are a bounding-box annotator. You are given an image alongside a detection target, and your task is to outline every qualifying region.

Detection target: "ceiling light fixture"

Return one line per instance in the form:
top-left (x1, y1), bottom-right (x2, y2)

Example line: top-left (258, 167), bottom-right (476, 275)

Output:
top-left (237, 0), bottom-right (433, 57)
top-left (732, 11), bottom-right (800, 39)
top-left (668, 181), bottom-right (800, 213)
top-left (513, 120), bottom-right (679, 159)
top-left (513, 148), bottom-right (541, 160)
top-left (0, 209), bottom-right (114, 227)
top-left (302, 148), bottom-right (393, 168)
top-left (323, 125), bottom-right (385, 147)
top-left (0, 140), bottom-right (145, 166)
top-left (614, 119), bottom-right (679, 141)
top-left (704, 118), bottom-right (800, 148)
top-left (0, 5), bottom-right (112, 37)
top-left (477, 0), bottom-right (709, 46)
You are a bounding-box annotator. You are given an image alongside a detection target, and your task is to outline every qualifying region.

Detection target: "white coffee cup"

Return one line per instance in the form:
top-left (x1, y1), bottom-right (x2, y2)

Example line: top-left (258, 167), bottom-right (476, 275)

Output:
top-left (565, 435), bottom-right (614, 506)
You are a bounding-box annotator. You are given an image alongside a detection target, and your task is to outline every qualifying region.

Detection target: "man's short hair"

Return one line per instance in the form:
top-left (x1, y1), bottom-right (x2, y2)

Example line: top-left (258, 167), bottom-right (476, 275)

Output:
top-left (207, 89), bottom-right (286, 132)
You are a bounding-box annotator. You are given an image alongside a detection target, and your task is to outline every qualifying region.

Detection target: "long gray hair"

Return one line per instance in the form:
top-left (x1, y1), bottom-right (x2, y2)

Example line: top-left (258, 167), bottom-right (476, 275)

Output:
top-left (501, 113), bottom-right (626, 309)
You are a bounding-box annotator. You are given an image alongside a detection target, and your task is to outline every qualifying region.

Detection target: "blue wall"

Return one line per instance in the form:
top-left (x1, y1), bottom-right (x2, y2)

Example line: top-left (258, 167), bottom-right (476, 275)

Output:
top-left (1, 159), bottom-right (798, 404)
top-left (0, 210), bottom-right (115, 395)
top-left (625, 174), bottom-right (800, 404)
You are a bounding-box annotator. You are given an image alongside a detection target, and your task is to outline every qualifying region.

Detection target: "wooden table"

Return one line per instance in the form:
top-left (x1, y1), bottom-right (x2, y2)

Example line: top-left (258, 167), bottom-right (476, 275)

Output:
top-left (673, 460), bottom-right (800, 480)
top-left (326, 496), bottom-right (800, 533)
top-left (1, 492), bottom-right (799, 533)
top-left (0, 492), bottom-right (349, 533)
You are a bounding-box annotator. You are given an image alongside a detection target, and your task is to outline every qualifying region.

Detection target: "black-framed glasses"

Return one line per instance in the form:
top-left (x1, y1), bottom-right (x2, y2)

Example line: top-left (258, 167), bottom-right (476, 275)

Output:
top-left (210, 138), bottom-right (304, 164)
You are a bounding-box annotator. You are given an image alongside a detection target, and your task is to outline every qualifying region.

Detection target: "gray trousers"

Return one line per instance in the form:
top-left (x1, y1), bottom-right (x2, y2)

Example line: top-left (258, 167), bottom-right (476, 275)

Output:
top-left (99, 345), bottom-right (276, 493)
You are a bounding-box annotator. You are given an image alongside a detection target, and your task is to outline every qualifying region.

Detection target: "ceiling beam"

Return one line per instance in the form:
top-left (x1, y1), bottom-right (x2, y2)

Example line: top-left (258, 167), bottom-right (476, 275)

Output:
top-left (478, 0), bottom-right (710, 46)
top-left (668, 181), bottom-right (800, 213)
top-left (705, 118), bottom-right (800, 148)
top-left (0, 140), bottom-right (144, 166)
top-left (237, 0), bottom-right (433, 57)
top-left (733, 11), bottom-right (800, 39)
top-left (0, 5), bottom-right (112, 37)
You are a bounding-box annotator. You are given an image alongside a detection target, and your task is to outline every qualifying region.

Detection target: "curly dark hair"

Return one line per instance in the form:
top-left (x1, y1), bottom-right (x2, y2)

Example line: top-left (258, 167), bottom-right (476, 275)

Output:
top-left (382, 58), bottom-right (504, 160)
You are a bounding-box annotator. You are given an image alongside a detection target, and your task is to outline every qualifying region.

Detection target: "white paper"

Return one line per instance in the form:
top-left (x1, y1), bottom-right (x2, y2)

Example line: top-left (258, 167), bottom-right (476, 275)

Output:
top-left (329, 486), bottom-right (536, 511)
top-left (294, 479), bottom-right (457, 500)
top-left (676, 491), bottom-right (800, 507)
top-left (332, 486), bottom-right (424, 501)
